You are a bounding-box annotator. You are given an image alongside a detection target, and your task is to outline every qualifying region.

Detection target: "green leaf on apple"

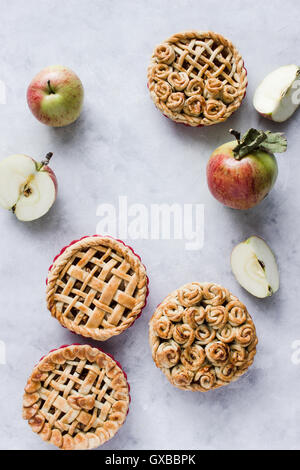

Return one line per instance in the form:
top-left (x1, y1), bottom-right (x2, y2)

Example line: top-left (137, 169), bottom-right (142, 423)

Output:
top-left (260, 131), bottom-right (288, 154)
top-left (232, 128), bottom-right (287, 160)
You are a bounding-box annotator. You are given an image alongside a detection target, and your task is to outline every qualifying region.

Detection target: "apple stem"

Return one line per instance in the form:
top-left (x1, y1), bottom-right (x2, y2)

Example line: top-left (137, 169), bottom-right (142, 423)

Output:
top-left (38, 152), bottom-right (53, 171)
top-left (229, 129), bottom-right (241, 144)
top-left (47, 80), bottom-right (55, 94)
top-left (42, 152), bottom-right (53, 166)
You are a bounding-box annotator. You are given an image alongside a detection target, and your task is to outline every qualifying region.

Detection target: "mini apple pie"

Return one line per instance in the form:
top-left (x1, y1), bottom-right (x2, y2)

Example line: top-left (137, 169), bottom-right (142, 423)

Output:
top-left (148, 31), bottom-right (247, 126)
top-left (149, 283), bottom-right (257, 391)
top-left (46, 236), bottom-right (148, 341)
top-left (22, 344), bottom-right (130, 450)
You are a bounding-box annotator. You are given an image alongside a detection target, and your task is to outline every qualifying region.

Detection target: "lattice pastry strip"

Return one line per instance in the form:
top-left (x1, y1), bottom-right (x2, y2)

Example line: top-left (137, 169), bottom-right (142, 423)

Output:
top-left (148, 31), bottom-right (247, 126)
top-left (149, 282), bottom-right (258, 392)
top-left (46, 236), bottom-right (148, 341)
top-left (23, 345), bottom-right (130, 450)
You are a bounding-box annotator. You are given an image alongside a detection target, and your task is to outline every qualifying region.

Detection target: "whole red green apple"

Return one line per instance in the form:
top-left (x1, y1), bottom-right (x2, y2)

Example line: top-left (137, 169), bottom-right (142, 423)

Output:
top-left (206, 129), bottom-right (287, 210)
top-left (27, 65), bottom-right (84, 127)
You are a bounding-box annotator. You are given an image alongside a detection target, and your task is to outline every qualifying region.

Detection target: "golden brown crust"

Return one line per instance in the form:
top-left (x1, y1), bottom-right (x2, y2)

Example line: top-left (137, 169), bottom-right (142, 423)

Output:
top-left (22, 345), bottom-right (130, 450)
top-left (46, 236), bottom-right (148, 341)
top-left (149, 283), bottom-right (257, 392)
top-left (148, 31), bottom-right (247, 127)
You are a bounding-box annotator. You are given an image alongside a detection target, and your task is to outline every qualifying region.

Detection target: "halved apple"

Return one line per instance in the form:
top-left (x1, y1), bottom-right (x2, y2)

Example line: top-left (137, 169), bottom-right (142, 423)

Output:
top-left (0, 153), bottom-right (57, 222)
top-left (231, 236), bottom-right (279, 298)
top-left (253, 65), bottom-right (300, 122)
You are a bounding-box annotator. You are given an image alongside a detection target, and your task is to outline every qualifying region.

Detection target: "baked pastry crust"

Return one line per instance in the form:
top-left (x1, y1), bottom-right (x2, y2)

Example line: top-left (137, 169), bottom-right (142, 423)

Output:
top-left (148, 31), bottom-right (247, 126)
top-left (149, 283), bottom-right (257, 391)
top-left (46, 236), bottom-right (148, 341)
top-left (22, 345), bottom-right (130, 450)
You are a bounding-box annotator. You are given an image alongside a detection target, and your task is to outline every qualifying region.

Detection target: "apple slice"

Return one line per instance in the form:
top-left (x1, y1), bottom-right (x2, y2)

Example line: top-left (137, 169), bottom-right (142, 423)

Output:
top-left (0, 154), bottom-right (36, 209)
top-left (231, 236), bottom-right (279, 298)
top-left (0, 153), bottom-right (57, 222)
top-left (14, 171), bottom-right (56, 221)
top-left (253, 65), bottom-right (300, 122)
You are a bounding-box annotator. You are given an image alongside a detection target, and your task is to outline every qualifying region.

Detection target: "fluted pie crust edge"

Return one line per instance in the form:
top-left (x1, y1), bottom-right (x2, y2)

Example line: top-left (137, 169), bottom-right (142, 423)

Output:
top-left (46, 236), bottom-right (148, 341)
top-left (22, 345), bottom-right (130, 450)
top-left (149, 282), bottom-right (257, 392)
top-left (147, 31), bottom-right (247, 127)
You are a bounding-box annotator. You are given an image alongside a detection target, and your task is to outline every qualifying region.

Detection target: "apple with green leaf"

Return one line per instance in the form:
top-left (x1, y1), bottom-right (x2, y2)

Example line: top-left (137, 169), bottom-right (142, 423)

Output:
top-left (0, 153), bottom-right (57, 221)
top-left (27, 65), bottom-right (84, 127)
top-left (206, 129), bottom-right (287, 210)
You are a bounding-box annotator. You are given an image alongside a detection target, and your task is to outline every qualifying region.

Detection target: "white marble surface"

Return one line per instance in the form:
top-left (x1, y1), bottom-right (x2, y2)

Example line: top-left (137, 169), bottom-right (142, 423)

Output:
top-left (0, 0), bottom-right (300, 450)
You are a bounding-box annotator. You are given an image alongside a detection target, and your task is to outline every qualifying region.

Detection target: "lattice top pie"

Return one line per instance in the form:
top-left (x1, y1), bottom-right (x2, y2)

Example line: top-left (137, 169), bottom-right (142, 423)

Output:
top-left (46, 236), bottom-right (148, 341)
top-left (149, 283), bottom-right (257, 391)
top-left (147, 31), bottom-right (247, 126)
top-left (22, 345), bottom-right (130, 450)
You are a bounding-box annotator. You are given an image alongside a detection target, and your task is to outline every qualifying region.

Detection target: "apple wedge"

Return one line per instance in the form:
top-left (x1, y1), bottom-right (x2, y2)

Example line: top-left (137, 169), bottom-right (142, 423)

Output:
top-left (0, 153), bottom-right (57, 222)
top-left (253, 65), bottom-right (300, 122)
top-left (231, 236), bottom-right (279, 298)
